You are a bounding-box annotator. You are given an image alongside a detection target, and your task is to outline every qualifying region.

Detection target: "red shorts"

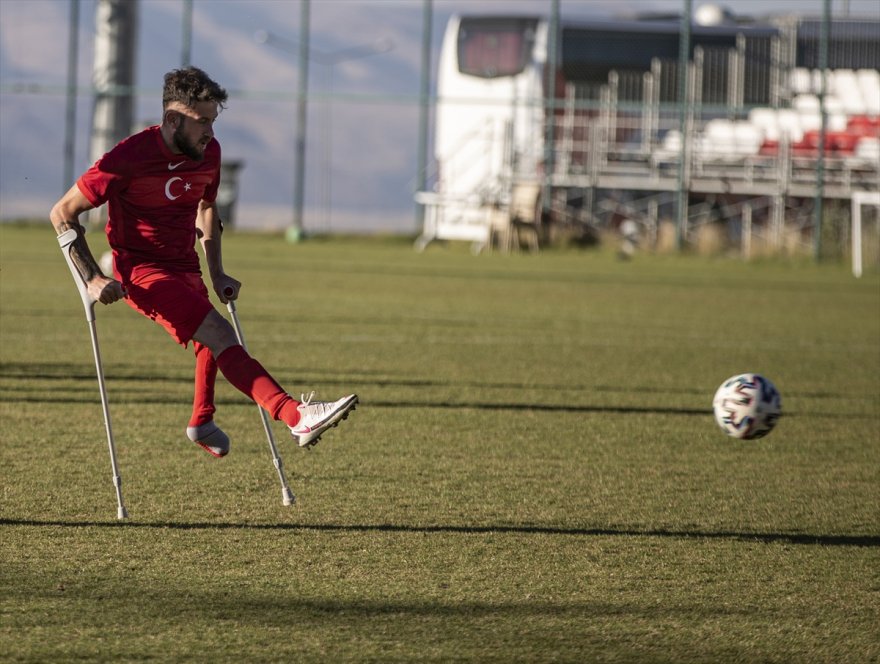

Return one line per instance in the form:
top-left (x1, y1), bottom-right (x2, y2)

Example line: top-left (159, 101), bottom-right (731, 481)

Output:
top-left (117, 263), bottom-right (214, 346)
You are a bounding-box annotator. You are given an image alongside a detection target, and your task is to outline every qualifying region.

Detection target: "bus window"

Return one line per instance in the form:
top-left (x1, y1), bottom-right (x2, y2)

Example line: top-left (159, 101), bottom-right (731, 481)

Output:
top-left (457, 17), bottom-right (538, 78)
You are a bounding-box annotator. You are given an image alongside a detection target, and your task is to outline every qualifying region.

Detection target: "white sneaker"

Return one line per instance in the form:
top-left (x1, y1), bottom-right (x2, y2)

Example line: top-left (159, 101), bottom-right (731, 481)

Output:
top-left (290, 392), bottom-right (358, 448)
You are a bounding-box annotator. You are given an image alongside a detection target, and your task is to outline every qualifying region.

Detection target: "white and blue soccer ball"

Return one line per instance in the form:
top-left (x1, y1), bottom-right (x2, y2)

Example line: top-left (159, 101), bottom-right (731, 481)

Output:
top-left (712, 373), bottom-right (781, 439)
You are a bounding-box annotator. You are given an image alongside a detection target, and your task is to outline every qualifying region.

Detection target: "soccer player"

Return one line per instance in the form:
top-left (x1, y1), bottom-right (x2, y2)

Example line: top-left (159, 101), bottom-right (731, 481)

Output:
top-left (49, 66), bottom-right (357, 457)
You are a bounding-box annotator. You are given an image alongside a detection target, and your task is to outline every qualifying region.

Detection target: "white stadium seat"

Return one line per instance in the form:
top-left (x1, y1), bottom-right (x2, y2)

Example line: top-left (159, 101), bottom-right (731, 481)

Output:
top-left (799, 111), bottom-right (822, 132)
top-left (828, 113), bottom-right (849, 132)
top-left (855, 136), bottom-right (880, 161)
top-left (791, 68), bottom-right (814, 95)
top-left (748, 108), bottom-right (779, 141)
top-left (793, 94), bottom-right (820, 112)
top-left (857, 70), bottom-right (880, 115)
top-left (663, 129), bottom-right (681, 151)
top-left (830, 69), bottom-right (857, 96)
top-left (829, 70), bottom-right (866, 114)
top-left (733, 122), bottom-right (763, 153)
top-left (775, 109), bottom-right (804, 143)
top-left (822, 95), bottom-right (844, 115)
top-left (698, 119), bottom-right (763, 159)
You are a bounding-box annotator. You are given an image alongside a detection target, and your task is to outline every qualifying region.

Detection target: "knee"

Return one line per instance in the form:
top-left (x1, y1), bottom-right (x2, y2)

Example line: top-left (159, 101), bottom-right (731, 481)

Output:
top-left (193, 310), bottom-right (239, 357)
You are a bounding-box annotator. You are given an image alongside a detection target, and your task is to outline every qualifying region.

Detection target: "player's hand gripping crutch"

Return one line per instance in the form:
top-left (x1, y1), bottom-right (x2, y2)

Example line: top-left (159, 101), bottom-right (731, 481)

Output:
top-left (57, 229), bottom-right (128, 519)
top-left (224, 288), bottom-right (295, 506)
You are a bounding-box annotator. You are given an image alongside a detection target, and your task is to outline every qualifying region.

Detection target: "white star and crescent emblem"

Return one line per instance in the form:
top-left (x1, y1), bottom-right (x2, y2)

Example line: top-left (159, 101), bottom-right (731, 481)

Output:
top-left (164, 177), bottom-right (192, 200)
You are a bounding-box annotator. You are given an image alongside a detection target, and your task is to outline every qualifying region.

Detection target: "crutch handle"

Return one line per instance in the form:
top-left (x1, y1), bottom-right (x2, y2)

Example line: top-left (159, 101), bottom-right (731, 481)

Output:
top-left (57, 228), bottom-right (98, 321)
top-left (224, 287), bottom-right (237, 312)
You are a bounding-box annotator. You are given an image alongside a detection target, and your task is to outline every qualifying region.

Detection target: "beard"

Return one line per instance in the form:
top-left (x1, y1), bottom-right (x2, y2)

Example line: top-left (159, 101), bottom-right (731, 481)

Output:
top-left (172, 123), bottom-right (207, 161)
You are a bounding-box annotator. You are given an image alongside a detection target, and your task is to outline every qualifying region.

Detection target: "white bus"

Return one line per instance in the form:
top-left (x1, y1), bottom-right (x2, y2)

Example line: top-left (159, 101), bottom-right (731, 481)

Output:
top-left (415, 10), bottom-right (878, 252)
top-left (415, 15), bottom-right (547, 251)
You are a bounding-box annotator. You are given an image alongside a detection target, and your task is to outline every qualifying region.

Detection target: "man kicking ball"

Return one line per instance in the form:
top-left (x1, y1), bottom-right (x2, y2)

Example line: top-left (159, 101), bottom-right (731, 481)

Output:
top-left (49, 66), bottom-right (357, 457)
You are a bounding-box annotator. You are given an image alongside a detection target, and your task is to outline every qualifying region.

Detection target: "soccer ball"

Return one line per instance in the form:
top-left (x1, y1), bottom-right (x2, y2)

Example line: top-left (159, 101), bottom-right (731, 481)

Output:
top-left (712, 373), bottom-right (781, 439)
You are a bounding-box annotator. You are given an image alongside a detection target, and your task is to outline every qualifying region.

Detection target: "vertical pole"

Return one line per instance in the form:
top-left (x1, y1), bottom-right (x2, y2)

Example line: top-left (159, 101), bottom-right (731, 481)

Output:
top-left (89, 0), bottom-right (138, 163)
top-left (742, 201), bottom-right (752, 260)
top-left (542, 0), bottom-right (560, 219)
top-left (88, 0), bottom-right (138, 227)
top-left (324, 64), bottom-right (333, 232)
top-left (415, 0), bottom-right (433, 234)
top-left (735, 33), bottom-right (745, 114)
top-left (775, 133), bottom-right (790, 249)
top-left (769, 36), bottom-right (780, 108)
top-left (650, 58), bottom-right (661, 162)
top-left (289, 0), bottom-right (310, 242)
top-left (693, 47), bottom-right (703, 135)
top-left (813, 0), bottom-right (830, 261)
top-left (181, 0), bottom-right (193, 66)
top-left (641, 71), bottom-right (654, 154)
top-left (675, 0), bottom-right (692, 251)
top-left (63, 0), bottom-right (80, 193)
top-left (851, 195), bottom-right (862, 278)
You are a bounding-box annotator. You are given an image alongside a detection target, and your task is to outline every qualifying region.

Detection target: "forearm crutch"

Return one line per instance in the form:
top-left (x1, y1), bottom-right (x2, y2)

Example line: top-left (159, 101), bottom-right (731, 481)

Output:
top-left (57, 229), bottom-right (128, 519)
top-left (225, 292), bottom-right (295, 506)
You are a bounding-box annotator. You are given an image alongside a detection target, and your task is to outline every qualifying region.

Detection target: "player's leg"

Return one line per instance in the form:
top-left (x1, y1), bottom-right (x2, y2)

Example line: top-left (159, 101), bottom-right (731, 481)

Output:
top-left (190, 341), bottom-right (217, 427)
top-left (186, 341), bottom-right (230, 458)
top-left (121, 265), bottom-right (356, 449)
top-left (195, 309), bottom-right (300, 422)
top-left (120, 266), bottom-right (234, 456)
top-left (194, 309), bottom-right (358, 448)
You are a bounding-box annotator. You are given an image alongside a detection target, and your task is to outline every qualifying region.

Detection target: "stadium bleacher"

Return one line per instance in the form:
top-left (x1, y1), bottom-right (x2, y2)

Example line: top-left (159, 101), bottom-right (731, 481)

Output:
top-left (676, 68), bottom-right (880, 162)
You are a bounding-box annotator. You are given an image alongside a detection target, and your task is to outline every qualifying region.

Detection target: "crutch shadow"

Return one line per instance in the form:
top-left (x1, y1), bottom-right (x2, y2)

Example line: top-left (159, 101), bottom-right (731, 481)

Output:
top-left (1, 518), bottom-right (877, 548)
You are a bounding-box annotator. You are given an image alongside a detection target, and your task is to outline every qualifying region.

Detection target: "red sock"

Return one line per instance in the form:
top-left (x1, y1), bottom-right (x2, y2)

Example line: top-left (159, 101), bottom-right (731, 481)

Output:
top-left (215, 345), bottom-right (301, 426)
top-left (189, 341), bottom-right (217, 427)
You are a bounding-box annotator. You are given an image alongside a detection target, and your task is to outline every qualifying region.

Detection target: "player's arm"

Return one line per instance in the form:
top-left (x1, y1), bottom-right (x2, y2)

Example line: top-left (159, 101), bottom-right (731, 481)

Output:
top-left (49, 185), bottom-right (126, 305)
top-left (196, 198), bottom-right (239, 303)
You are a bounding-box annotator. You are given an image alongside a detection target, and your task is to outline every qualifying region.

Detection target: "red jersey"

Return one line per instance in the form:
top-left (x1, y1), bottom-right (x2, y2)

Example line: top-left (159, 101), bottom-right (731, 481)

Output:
top-left (77, 125), bottom-right (221, 272)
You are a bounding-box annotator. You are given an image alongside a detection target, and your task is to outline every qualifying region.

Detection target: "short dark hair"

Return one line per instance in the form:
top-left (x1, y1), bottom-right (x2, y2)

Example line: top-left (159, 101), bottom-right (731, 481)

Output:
top-left (163, 67), bottom-right (228, 110)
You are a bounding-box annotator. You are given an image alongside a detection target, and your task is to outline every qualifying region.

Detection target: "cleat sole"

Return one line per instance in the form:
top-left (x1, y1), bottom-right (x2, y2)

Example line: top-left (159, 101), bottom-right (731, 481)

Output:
top-left (196, 442), bottom-right (228, 458)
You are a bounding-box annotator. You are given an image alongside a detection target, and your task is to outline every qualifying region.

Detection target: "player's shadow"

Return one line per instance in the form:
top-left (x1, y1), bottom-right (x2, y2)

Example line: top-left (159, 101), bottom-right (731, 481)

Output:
top-left (0, 363), bottom-right (712, 415)
top-left (3, 361), bottom-right (870, 402)
top-left (1, 518), bottom-right (877, 548)
top-left (3, 360), bottom-right (705, 393)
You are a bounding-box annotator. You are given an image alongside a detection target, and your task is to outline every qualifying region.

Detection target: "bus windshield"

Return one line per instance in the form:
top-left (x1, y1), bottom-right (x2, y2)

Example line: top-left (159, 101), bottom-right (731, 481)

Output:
top-left (457, 17), bottom-right (539, 79)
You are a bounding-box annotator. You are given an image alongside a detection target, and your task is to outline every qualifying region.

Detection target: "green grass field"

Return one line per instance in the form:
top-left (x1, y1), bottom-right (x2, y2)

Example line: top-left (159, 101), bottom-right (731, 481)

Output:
top-left (1, 223), bottom-right (878, 663)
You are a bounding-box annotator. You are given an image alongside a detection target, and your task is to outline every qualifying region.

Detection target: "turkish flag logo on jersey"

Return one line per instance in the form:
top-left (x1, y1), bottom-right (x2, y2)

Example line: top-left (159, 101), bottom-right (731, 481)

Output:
top-left (164, 176), bottom-right (193, 200)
